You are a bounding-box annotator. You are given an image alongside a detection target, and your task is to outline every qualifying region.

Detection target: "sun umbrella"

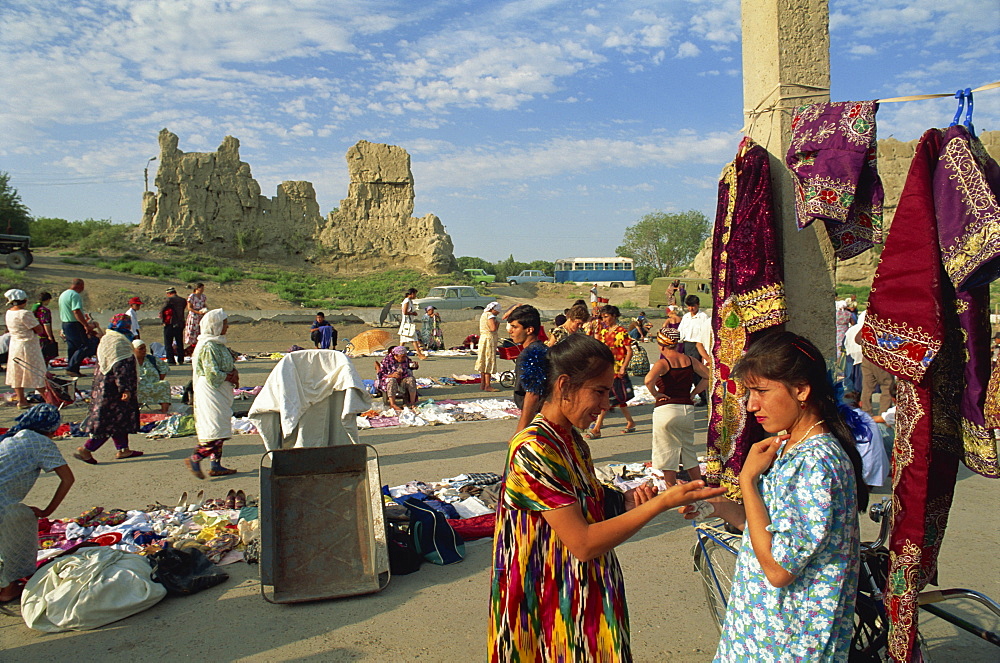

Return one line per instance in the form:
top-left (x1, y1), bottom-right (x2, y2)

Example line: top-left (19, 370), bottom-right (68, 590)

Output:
top-left (346, 329), bottom-right (393, 356)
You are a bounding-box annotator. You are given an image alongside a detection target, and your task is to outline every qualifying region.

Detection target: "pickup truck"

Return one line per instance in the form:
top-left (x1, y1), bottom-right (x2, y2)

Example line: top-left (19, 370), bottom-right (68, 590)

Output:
top-left (463, 268), bottom-right (496, 284)
top-left (507, 270), bottom-right (554, 285)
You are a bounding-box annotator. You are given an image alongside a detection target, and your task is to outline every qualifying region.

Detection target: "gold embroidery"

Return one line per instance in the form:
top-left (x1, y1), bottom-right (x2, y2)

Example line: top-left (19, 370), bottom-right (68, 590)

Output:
top-left (861, 312), bottom-right (940, 383)
top-left (985, 359), bottom-right (1000, 429)
top-left (891, 381), bottom-right (921, 491)
top-left (962, 417), bottom-right (999, 478)
top-left (886, 540), bottom-right (923, 662)
top-left (939, 137), bottom-right (1000, 288)
top-left (733, 283), bottom-right (789, 333)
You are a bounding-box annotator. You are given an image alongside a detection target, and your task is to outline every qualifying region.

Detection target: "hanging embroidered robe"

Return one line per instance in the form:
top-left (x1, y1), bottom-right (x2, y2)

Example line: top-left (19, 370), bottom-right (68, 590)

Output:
top-left (786, 101), bottom-right (884, 259)
top-left (860, 125), bottom-right (1000, 661)
top-left (706, 138), bottom-right (789, 499)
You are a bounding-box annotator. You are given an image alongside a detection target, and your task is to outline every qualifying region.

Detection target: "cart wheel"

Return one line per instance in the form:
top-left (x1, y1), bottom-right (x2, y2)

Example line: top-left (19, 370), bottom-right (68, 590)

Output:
top-left (499, 371), bottom-right (516, 389)
top-left (25, 251), bottom-right (33, 266)
top-left (6, 250), bottom-right (29, 271)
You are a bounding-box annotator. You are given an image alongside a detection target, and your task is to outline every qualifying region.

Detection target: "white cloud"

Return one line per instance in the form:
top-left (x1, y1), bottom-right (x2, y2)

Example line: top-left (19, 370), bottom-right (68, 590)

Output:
top-left (677, 41), bottom-right (701, 58)
top-left (848, 44), bottom-right (878, 56)
top-left (412, 130), bottom-right (737, 190)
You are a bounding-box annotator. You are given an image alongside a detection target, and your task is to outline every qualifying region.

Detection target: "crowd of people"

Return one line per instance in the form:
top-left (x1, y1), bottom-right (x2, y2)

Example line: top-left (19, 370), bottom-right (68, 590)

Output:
top-left (3, 278), bottom-right (994, 657)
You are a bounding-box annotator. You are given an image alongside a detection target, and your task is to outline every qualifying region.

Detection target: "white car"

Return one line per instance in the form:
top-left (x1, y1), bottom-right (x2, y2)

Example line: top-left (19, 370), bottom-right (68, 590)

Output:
top-left (507, 270), bottom-right (555, 285)
top-left (413, 286), bottom-right (493, 310)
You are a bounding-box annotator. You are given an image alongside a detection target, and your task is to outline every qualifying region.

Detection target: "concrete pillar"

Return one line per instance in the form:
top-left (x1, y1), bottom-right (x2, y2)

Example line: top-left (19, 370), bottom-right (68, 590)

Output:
top-left (741, 0), bottom-right (837, 356)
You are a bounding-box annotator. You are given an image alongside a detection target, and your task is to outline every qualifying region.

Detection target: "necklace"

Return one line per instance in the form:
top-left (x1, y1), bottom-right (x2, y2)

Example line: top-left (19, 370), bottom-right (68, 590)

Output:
top-left (792, 419), bottom-right (825, 446)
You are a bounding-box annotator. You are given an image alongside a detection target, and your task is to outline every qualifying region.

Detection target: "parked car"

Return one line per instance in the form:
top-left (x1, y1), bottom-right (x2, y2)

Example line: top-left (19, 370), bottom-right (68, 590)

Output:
top-left (507, 270), bottom-right (554, 285)
top-left (463, 268), bottom-right (496, 284)
top-left (414, 286), bottom-right (494, 310)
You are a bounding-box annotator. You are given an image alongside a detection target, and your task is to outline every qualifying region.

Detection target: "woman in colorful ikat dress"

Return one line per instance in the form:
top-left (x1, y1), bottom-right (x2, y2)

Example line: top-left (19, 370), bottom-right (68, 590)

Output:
top-left (488, 333), bottom-right (724, 661)
top-left (683, 331), bottom-right (867, 662)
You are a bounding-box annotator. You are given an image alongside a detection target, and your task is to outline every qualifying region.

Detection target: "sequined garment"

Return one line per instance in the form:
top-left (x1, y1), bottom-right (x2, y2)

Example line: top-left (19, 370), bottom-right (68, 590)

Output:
top-left (707, 138), bottom-right (788, 499)
top-left (860, 125), bottom-right (1000, 661)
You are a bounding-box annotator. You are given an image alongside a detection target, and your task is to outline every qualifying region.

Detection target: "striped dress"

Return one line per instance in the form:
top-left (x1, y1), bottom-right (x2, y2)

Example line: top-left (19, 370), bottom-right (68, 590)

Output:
top-left (489, 415), bottom-right (630, 661)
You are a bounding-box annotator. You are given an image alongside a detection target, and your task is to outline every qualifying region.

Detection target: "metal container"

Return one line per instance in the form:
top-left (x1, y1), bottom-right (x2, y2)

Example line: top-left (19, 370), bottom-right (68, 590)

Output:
top-left (260, 444), bottom-right (389, 603)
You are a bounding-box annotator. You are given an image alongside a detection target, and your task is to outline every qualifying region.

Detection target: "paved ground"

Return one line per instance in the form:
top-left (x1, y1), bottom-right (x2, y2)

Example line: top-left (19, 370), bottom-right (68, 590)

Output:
top-left (2, 345), bottom-right (998, 660)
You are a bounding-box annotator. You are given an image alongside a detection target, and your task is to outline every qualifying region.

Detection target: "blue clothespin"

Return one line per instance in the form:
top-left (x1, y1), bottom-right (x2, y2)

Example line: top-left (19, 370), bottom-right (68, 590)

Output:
top-left (950, 89), bottom-right (965, 127)
top-left (963, 87), bottom-right (975, 135)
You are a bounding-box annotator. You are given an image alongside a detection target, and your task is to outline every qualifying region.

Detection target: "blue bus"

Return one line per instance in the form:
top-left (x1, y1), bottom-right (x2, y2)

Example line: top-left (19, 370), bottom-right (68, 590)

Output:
top-left (554, 257), bottom-right (636, 288)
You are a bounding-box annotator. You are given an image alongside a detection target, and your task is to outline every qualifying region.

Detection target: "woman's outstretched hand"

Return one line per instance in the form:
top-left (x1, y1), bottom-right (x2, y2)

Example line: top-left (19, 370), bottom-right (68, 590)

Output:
top-left (659, 481), bottom-right (727, 510)
top-left (624, 482), bottom-right (658, 510)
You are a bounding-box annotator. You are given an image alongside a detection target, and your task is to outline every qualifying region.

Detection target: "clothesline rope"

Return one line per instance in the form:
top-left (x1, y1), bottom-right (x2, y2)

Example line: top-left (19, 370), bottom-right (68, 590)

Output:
top-left (876, 81), bottom-right (1000, 103)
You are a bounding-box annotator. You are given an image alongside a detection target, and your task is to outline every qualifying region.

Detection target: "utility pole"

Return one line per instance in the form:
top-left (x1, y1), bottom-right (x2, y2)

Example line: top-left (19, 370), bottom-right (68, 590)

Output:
top-left (144, 156), bottom-right (157, 193)
top-left (741, 0), bottom-right (836, 355)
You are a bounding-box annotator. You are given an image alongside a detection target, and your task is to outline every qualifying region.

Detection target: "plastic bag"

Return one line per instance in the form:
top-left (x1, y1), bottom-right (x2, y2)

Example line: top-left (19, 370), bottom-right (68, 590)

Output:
top-left (146, 542), bottom-right (229, 597)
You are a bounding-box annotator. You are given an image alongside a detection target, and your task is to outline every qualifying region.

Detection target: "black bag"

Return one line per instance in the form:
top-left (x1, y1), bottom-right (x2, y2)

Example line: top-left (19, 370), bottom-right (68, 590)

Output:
top-left (147, 542), bottom-right (229, 596)
top-left (386, 520), bottom-right (423, 575)
top-left (40, 338), bottom-right (59, 362)
top-left (402, 498), bottom-right (465, 565)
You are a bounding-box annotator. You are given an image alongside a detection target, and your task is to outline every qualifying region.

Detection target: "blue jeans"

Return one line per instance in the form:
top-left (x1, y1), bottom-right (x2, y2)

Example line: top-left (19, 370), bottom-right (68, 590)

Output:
top-left (62, 321), bottom-right (88, 372)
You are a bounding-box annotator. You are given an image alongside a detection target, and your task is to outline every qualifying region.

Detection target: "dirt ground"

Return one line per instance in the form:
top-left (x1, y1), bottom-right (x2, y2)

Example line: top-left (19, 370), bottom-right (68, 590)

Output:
top-left (1, 255), bottom-right (998, 660)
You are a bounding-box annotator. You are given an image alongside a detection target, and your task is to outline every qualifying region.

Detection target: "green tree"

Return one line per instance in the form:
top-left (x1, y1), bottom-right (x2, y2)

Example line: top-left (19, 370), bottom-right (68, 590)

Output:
top-left (457, 256), bottom-right (493, 272)
top-left (0, 172), bottom-right (31, 235)
top-left (616, 210), bottom-right (710, 283)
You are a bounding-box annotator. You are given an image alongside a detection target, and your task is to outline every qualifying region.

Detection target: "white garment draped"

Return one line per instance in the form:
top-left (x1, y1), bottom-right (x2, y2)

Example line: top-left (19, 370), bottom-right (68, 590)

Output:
top-left (248, 349), bottom-right (371, 451)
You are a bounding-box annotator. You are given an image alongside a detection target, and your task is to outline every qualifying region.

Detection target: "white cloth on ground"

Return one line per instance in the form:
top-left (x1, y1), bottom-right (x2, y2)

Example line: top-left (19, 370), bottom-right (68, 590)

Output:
top-left (248, 349), bottom-right (371, 450)
top-left (21, 547), bottom-right (166, 632)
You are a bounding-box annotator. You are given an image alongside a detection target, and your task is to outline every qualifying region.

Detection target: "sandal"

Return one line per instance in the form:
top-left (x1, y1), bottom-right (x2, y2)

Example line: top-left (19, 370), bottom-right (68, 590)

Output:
top-left (115, 449), bottom-right (144, 459)
top-left (584, 429), bottom-right (601, 440)
top-left (208, 467), bottom-right (237, 477)
top-left (234, 490), bottom-right (246, 509)
top-left (225, 489), bottom-right (236, 509)
top-left (622, 426), bottom-right (636, 434)
top-left (73, 450), bottom-right (98, 465)
top-left (177, 491), bottom-right (189, 508)
top-left (184, 458), bottom-right (205, 480)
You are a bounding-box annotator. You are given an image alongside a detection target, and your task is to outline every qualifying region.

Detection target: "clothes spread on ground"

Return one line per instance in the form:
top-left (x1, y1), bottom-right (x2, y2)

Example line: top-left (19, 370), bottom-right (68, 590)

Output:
top-left (708, 138), bottom-right (789, 500)
top-left (860, 124), bottom-right (1000, 661)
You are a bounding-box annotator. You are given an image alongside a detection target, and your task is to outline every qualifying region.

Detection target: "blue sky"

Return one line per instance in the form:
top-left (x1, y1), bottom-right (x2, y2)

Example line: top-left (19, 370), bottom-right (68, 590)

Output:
top-left (2, 0), bottom-right (997, 263)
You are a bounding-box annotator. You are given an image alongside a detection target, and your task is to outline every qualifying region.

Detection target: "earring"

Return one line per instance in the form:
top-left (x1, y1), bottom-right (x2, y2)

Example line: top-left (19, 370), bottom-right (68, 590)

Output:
top-left (799, 400), bottom-right (806, 409)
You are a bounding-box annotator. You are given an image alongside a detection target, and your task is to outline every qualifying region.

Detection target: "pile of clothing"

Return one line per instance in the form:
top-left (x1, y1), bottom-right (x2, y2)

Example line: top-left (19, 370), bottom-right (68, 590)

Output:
top-left (385, 472), bottom-right (502, 541)
top-left (358, 397), bottom-right (520, 429)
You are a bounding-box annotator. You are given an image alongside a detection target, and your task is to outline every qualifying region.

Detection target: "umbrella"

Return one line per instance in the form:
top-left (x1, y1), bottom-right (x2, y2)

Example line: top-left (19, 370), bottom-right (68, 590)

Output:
top-left (346, 329), bottom-right (393, 356)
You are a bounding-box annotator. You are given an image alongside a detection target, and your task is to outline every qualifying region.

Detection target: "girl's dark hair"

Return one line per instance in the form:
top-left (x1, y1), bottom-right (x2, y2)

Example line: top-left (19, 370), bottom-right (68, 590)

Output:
top-left (38, 291), bottom-right (51, 302)
top-left (543, 334), bottom-right (613, 400)
top-left (405, 287), bottom-right (417, 296)
top-left (731, 330), bottom-right (869, 511)
top-left (599, 304), bottom-right (620, 318)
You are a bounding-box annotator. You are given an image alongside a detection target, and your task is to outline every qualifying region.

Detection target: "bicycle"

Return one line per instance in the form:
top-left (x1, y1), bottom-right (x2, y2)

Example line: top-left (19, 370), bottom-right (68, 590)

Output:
top-left (692, 497), bottom-right (1000, 660)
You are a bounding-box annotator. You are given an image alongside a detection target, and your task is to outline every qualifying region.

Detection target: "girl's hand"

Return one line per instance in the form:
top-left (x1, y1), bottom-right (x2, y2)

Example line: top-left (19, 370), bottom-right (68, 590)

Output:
top-left (680, 496), bottom-right (726, 520)
top-left (624, 482), bottom-right (658, 510)
top-left (740, 436), bottom-right (786, 482)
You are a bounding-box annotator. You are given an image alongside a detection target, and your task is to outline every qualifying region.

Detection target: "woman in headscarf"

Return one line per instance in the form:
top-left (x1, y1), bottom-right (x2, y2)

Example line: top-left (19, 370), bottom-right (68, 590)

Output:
top-left (376, 346), bottom-right (419, 411)
top-left (73, 313), bottom-right (142, 463)
top-left (0, 404), bottom-right (74, 603)
top-left (133, 338), bottom-right (171, 413)
top-left (184, 282), bottom-right (208, 352)
top-left (4, 289), bottom-right (46, 409)
top-left (476, 301), bottom-right (500, 392)
top-left (184, 309), bottom-right (239, 479)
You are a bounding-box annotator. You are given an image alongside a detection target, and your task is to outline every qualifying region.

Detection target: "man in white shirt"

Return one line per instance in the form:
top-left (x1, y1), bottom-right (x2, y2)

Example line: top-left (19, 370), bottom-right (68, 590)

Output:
top-left (678, 295), bottom-right (711, 406)
top-left (124, 296), bottom-right (143, 339)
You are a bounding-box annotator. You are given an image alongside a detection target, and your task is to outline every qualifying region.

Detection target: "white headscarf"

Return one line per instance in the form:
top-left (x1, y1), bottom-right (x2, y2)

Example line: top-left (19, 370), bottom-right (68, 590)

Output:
top-left (4, 289), bottom-right (27, 303)
top-left (485, 301), bottom-right (500, 313)
top-left (191, 308), bottom-right (228, 371)
top-left (97, 330), bottom-right (135, 374)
